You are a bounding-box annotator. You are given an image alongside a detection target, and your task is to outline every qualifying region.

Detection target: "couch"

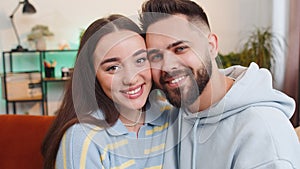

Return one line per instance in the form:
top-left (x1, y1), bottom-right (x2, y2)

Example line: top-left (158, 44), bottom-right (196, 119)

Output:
top-left (295, 126), bottom-right (300, 142)
top-left (0, 115), bottom-right (55, 169)
top-left (0, 114), bottom-right (298, 169)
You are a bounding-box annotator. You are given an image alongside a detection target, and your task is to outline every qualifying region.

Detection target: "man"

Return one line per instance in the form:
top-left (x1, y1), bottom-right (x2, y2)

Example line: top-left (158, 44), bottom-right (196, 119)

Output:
top-left (140, 0), bottom-right (300, 168)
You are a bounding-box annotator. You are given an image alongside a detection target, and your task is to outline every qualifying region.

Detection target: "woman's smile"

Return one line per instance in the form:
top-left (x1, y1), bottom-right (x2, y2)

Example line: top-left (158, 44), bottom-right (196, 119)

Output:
top-left (121, 84), bottom-right (145, 99)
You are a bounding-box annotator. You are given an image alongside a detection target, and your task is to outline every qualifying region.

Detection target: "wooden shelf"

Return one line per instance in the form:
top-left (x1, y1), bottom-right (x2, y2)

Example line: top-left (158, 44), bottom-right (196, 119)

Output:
top-left (43, 77), bottom-right (70, 82)
top-left (7, 95), bottom-right (43, 102)
top-left (2, 49), bottom-right (77, 115)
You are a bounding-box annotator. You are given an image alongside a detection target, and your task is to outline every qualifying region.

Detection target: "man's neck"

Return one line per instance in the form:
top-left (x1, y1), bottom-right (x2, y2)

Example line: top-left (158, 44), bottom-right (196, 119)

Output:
top-left (187, 74), bottom-right (234, 113)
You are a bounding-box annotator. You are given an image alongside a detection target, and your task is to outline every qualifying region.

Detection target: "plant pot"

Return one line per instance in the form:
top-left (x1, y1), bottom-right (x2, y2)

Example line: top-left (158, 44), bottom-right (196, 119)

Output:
top-left (45, 67), bottom-right (55, 78)
top-left (35, 38), bottom-right (46, 50)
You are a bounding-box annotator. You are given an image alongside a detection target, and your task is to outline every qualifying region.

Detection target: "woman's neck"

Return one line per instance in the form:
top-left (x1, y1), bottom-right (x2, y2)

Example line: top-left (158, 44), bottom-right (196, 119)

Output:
top-left (118, 108), bottom-right (145, 134)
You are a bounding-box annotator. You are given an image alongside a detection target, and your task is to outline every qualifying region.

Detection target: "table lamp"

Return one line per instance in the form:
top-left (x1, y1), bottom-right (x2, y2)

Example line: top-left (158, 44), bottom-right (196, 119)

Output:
top-left (10, 0), bottom-right (36, 52)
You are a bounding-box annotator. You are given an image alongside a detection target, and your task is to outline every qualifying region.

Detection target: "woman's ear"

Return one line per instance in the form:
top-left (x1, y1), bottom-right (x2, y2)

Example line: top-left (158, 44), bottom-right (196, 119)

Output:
top-left (208, 33), bottom-right (218, 58)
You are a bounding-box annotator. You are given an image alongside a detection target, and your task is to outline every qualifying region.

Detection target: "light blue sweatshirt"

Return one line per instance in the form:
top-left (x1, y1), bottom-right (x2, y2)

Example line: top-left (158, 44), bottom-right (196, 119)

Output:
top-left (55, 90), bottom-right (178, 169)
top-left (175, 63), bottom-right (300, 169)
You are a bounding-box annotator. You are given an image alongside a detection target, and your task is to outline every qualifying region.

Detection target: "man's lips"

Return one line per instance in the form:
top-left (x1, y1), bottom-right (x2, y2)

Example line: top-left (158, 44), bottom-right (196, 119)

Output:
top-left (170, 75), bottom-right (186, 84)
top-left (163, 75), bottom-right (187, 88)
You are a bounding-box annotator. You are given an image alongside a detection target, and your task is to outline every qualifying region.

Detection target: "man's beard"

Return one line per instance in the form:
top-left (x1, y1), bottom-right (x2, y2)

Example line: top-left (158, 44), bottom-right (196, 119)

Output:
top-left (161, 63), bottom-right (211, 108)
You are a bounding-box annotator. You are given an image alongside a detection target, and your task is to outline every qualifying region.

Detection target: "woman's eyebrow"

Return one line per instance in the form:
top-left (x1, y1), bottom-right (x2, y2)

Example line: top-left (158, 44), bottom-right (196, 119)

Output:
top-left (100, 49), bottom-right (147, 66)
top-left (132, 49), bottom-right (147, 57)
top-left (100, 57), bottom-right (120, 65)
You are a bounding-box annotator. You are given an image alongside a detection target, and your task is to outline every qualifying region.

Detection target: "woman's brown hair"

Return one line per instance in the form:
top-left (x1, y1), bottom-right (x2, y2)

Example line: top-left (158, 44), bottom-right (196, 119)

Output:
top-left (41, 14), bottom-right (142, 169)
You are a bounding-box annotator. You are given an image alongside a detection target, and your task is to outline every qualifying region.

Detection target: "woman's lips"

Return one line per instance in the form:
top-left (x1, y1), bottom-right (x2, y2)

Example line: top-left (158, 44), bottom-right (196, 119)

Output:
top-left (121, 84), bottom-right (144, 99)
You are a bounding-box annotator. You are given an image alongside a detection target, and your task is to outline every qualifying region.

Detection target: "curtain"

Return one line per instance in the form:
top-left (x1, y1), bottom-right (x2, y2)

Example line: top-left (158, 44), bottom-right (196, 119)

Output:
top-left (283, 0), bottom-right (300, 127)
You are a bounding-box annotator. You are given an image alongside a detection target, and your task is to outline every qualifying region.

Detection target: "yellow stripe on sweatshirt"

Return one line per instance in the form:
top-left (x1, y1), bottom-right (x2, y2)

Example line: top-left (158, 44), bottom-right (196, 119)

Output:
top-left (144, 144), bottom-right (165, 155)
top-left (146, 122), bottom-right (169, 136)
top-left (145, 166), bottom-right (162, 169)
top-left (79, 126), bottom-right (102, 169)
top-left (160, 105), bottom-right (172, 112)
top-left (100, 139), bottom-right (129, 161)
top-left (111, 160), bottom-right (135, 169)
top-left (62, 133), bottom-right (67, 169)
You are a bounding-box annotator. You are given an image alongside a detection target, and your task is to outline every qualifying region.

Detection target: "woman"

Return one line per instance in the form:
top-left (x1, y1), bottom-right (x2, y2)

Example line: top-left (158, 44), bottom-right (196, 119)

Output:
top-left (42, 14), bottom-right (174, 169)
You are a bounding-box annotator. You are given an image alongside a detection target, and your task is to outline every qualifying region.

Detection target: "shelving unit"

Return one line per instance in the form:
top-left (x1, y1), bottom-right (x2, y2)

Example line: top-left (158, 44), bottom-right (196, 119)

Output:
top-left (2, 49), bottom-right (77, 115)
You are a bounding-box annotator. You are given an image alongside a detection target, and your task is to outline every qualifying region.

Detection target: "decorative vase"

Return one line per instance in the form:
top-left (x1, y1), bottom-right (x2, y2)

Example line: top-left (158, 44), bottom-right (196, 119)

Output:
top-left (35, 37), bottom-right (46, 50)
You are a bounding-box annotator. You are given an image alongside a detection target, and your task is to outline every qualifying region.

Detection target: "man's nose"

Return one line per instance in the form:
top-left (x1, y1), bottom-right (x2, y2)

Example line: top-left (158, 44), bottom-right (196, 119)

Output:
top-left (161, 51), bottom-right (181, 72)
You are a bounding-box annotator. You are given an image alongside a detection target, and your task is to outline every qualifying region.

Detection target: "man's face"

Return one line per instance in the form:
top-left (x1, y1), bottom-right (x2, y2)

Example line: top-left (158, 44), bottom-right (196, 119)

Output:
top-left (146, 15), bottom-right (213, 108)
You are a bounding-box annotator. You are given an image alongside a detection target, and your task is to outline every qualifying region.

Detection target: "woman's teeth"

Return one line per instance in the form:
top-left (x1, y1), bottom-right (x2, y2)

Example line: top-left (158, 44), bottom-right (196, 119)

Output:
top-left (126, 86), bottom-right (141, 95)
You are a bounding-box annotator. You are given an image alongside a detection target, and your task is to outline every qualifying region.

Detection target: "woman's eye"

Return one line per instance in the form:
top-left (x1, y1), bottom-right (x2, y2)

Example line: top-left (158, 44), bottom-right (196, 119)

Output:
top-left (149, 53), bottom-right (163, 62)
top-left (106, 65), bottom-right (120, 73)
top-left (174, 46), bottom-right (188, 53)
top-left (136, 57), bottom-right (147, 64)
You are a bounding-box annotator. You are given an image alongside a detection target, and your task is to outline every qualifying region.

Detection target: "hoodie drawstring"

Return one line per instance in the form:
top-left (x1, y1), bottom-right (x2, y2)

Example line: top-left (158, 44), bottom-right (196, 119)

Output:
top-left (177, 110), bottom-right (182, 168)
top-left (192, 118), bottom-right (200, 169)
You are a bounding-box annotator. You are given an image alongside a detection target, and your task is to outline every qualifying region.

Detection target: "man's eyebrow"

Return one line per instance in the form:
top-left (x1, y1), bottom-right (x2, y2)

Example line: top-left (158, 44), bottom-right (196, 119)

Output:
top-left (147, 49), bottom-right (160, 55)
top-left (100, 57), bottom-right (120, 65)
top-left (132, 49), bottom-right (147, 57)
top-left (146, 40), bottom-right (189, 55)
top-left (166, 40), bottom-right (189, 49)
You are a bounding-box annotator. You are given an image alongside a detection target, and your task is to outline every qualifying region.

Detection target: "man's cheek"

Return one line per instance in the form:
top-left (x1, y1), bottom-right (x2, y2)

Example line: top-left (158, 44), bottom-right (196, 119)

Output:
top-left (151, 69), bottom-right (163, 89)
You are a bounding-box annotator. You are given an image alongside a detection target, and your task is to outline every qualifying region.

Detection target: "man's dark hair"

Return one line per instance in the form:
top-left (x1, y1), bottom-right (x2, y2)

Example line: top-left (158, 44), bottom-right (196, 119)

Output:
top-left (140, 0), bottom-right (210, 32)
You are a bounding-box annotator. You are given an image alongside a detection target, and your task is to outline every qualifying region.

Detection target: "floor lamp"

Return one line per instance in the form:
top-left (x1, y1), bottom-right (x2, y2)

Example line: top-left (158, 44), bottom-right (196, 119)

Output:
top-left (10, 0), bottom-right (36, 52)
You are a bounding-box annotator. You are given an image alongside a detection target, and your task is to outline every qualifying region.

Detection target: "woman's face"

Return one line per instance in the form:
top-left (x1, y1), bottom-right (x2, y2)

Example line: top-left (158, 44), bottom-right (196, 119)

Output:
top-left (94, 30), bottom-right (151, 111)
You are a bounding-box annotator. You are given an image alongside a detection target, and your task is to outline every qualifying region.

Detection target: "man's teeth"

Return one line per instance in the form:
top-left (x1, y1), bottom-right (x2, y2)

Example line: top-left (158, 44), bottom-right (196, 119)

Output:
top-left (171, 76), bottom-right (185, 84)
top-left (126, 86), bottom-right (141, 95)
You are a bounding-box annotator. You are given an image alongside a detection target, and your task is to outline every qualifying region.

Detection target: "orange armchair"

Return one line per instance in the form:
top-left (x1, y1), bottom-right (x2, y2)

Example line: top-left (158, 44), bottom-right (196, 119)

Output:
top-left (0, 115), bottom-right (55, 169)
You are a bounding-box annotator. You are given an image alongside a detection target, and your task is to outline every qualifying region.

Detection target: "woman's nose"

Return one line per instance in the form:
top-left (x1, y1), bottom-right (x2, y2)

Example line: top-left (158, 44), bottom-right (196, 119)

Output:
top-left (122, 68), bottom-right (139, 85)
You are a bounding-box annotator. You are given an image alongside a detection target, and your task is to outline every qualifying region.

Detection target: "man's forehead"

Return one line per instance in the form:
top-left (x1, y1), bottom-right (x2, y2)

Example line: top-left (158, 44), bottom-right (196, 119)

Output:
top-left (147, 15), bottom-right (188, 36)
top-left (146, 14), bottom-right (207, 42)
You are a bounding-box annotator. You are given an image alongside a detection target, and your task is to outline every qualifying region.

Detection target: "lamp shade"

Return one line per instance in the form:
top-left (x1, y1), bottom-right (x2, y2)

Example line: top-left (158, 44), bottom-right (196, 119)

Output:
top-left (23, 0), bottom-right (36, 14)
top-left (9, 0), bottom-right (36, 51)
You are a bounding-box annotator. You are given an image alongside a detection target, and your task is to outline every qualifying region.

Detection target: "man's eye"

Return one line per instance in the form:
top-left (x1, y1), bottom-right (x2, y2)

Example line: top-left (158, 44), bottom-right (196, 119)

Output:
top-left (174, 46), bottom-right (188, 53)
top-left (149, 53), bottom-right (163, 62)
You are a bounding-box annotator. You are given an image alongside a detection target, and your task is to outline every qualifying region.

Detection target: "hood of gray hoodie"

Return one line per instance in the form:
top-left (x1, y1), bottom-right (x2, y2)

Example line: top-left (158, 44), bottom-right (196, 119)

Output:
top-left (182, 62), bottom-right (295, 125)
top-left (176, 63), bottom-right (296, 169)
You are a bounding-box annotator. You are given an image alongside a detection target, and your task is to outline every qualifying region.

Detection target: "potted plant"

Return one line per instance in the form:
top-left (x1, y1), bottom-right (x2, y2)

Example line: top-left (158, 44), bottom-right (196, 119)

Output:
top-left (27, 25), bottom-right (54, 50)
top-left (218, 27), bottom-right (285, 71)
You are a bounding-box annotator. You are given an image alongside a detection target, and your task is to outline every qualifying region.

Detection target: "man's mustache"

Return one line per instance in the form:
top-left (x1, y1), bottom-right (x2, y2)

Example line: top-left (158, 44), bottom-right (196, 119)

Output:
top-left (159, 69), bottom-right (193, 85)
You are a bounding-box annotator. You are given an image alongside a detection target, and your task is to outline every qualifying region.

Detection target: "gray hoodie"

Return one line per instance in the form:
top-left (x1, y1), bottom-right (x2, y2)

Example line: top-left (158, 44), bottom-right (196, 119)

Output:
top-left (167, 63), bottom-right (300, 169)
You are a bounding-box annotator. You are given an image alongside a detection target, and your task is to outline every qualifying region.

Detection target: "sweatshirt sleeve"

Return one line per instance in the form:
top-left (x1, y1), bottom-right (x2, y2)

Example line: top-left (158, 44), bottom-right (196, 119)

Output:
top-left (55, 124), bottom-right (106, 169)
top-left (233, 107), bottom-right (300, 169)
top-left (250, 160), bottom-right (296, 169)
